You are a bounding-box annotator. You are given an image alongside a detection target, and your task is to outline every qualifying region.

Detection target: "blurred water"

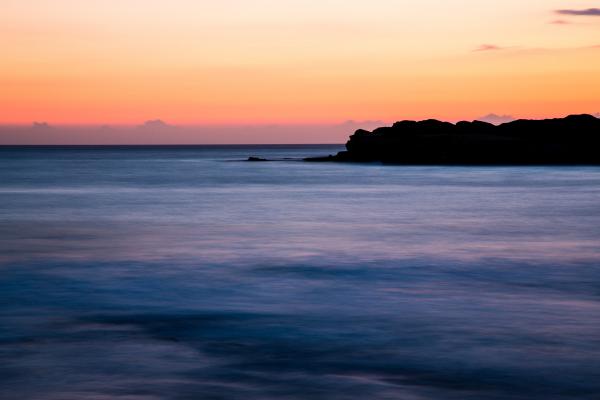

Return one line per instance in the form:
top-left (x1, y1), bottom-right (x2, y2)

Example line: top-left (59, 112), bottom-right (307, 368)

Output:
top-left (1, 145), bottom-right (600, 399)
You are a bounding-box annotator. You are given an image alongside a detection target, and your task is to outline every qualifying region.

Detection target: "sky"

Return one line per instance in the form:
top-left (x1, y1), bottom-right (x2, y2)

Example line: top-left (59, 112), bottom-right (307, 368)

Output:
top-left (1, 0), bottom-right (600, 143)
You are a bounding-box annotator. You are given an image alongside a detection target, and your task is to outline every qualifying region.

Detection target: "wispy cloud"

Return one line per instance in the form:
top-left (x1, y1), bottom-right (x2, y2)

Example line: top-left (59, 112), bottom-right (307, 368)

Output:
top-left (556, 8), bottom-right (600, 16)
top-left (474, 44), bottom-right (504, 52)
top-left (550, 19), bottom-right (570, 25)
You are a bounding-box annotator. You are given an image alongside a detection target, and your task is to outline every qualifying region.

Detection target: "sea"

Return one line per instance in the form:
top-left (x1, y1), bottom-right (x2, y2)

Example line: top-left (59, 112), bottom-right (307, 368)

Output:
top-left (1, 145), bottom-right (600, 400)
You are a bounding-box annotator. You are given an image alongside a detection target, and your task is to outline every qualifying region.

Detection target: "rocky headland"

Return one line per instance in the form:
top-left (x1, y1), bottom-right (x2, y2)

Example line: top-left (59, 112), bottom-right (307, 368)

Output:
top-left (305, 114), bottom-right (600, 164)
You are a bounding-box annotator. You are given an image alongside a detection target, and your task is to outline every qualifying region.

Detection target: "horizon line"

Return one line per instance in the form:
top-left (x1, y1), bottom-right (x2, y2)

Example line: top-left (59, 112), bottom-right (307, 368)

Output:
top-left (0, 143), bottom-right (346, 147)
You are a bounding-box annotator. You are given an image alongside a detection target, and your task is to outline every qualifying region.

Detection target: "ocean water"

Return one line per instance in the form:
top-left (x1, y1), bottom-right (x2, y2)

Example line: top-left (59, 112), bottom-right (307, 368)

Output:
top-left (1, 145), bottom-right (600, 400)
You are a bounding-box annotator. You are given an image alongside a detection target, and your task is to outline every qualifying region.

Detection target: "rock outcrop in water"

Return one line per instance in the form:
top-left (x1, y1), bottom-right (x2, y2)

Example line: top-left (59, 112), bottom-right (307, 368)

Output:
top-left (306, 114), bottom-right (600, 164)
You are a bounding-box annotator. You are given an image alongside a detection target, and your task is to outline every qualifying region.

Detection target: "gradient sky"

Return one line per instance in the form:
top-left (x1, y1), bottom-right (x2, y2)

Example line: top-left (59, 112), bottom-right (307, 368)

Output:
top-left (1, 0), bottom-right (600, 142)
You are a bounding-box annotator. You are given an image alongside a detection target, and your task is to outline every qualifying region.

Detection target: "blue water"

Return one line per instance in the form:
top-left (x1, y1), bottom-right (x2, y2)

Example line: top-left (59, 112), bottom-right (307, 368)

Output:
top-left (1, 145), bottom-right (600, 400)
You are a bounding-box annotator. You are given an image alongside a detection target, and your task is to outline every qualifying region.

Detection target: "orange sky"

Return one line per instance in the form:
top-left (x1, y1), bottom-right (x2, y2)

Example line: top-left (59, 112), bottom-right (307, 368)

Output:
top-left (1, 1), bottom-right (600, 141)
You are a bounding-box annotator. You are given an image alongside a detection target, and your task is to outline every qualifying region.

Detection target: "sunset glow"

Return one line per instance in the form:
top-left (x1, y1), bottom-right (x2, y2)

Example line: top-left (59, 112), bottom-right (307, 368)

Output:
top-left (2, 0), bottom-right (600, 142)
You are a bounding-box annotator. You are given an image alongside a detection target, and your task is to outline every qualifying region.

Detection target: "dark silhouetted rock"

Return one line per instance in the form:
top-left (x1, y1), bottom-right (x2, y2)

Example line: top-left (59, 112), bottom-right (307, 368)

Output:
top-left (247, 157), bottom-right (268, 162)
top-left (305, 114), bottom-right (600, 165)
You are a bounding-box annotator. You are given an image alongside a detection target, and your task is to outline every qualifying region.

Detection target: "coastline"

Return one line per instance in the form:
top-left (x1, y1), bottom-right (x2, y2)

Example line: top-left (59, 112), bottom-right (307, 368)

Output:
top-left (303, 114), bottom-right (600, 165)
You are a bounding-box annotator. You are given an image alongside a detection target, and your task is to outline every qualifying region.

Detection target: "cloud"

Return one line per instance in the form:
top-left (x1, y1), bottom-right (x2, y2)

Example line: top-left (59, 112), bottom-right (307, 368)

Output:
top-left (476, 114), bottom-right (515, 125)
top-left (138, 119), bottom-right (175, 129)
top-left (593, 113), bottom-right (600, 118)
top-left (550, 19), bottom-right (570, 25)
top-left (474, 44), bottom-right (504, 52)
top-left (339, 120), bottom-right (386, 131)
top-left (32, 122), bottom-right (52, 129)
top-left (556, 8), bottom-right (600, 16)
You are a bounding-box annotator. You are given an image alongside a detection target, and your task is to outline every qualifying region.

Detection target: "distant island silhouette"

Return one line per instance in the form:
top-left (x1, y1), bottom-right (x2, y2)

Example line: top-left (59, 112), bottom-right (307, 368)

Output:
top-left (305, 114), bottom-right (600, 165)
